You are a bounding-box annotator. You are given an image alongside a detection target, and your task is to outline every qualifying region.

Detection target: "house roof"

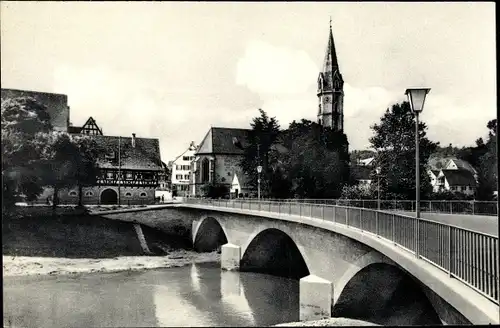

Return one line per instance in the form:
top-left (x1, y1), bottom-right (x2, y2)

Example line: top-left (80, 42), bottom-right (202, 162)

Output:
top-left (351, 165), bottom-right (372, 181)
top-left (429, 169), bottom-right (440, 177)
top-left (196, 127), bottom-right (251, 155)
top-left (92, 135), bottom-right (163, 171)
top-left (441, 169), bottom-right (476, 187)
top-left (447, 158), bottom-right (477, 173)
top-left (68, 126), bottom-right (82, 133)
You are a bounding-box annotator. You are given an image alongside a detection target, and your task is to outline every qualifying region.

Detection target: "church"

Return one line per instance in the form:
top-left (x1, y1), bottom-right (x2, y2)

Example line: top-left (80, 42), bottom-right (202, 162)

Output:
top-left (190, 21), bottom-right (346, 198)
top-left (317, 20), bottom-right (345, 132)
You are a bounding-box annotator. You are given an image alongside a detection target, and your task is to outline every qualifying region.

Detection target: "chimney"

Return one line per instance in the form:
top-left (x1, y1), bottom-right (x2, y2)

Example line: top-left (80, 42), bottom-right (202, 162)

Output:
top-left (132, 133), bottom-right (136, 148)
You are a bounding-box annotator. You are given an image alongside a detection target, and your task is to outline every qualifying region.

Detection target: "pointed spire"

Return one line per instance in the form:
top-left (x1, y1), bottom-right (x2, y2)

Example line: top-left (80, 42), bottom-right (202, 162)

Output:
top-left (323, 17), bottom-right (339, 73)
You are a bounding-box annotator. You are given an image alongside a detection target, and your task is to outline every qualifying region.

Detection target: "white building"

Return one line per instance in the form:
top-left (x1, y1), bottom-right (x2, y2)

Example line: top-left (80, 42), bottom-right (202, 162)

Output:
top-left (171, 141), bottom-right (197, 197)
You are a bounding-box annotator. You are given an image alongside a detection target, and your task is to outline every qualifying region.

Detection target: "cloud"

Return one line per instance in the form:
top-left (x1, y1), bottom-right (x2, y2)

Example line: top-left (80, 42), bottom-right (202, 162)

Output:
top-left (236, 40), bottom-right (318, 95)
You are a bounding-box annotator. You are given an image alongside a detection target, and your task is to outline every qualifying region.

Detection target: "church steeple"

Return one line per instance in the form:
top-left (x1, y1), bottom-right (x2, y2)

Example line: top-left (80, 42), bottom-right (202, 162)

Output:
top-left (317, 17), bottom-right (344, 132)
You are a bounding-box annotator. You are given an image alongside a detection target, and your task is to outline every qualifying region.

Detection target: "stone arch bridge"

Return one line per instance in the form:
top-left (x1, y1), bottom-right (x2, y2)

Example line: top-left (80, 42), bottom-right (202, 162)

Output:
top-left (97, 201), bottom-right (499, 325)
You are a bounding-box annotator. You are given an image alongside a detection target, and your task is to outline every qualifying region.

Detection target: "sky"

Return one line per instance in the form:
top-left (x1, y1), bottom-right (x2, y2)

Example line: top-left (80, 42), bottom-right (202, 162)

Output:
top-left (1, 2), bottom-right (496, 162)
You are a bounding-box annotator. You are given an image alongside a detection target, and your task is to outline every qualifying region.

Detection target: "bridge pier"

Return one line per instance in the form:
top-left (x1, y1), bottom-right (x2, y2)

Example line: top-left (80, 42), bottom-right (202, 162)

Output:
top-left (221, 243), bottom-right (241, 271)
top-left (300, 275), bottom-right (333, 322)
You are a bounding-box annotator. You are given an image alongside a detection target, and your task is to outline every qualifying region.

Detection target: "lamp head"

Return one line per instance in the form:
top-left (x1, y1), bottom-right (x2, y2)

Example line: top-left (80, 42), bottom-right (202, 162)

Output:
top-left (405, 88), bottom-right (431, 114)
top-left (257, 165), bottom-right (262, 173)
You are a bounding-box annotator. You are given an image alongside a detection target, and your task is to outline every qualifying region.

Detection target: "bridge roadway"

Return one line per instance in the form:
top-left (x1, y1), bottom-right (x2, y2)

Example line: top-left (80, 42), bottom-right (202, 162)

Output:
top-left (393, 211), bottom-right (498, 237)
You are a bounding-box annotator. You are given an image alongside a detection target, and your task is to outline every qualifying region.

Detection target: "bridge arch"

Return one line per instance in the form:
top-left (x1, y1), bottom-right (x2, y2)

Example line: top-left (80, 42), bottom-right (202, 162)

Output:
top-left (333, 262), bottom-right (442, 325)
top-left (192, 216), bottom-right (228, 252)
top-left (240, 227), bottom-right (310, 279)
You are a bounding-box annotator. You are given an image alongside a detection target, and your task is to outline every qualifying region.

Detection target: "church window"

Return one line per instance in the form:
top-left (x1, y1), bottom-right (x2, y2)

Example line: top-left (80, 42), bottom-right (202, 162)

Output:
top-left (139, 192), bottom-right (147, 197)
top-left (126, 172), bottom-right (133, 180)
top-left (85, 191), bottom-right (94, 196)
top-left (201, 158), bottom-right (210, 183)
top-left (69, 191), bottom-right (78, 196)
top-left (106, 171), bottom-right (114, 179)
top-left (125, 192), bottom-right (132, 197)
top-left (318, 104), bottom-right (322, 114)
top-left (325, 96), bottom-right (330, 103)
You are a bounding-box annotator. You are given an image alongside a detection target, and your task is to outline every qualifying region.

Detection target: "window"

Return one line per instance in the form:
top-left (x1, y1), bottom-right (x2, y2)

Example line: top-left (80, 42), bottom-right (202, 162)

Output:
top-left (85, 191), bottom-right (94, 196)
top-left (183, 156), bottom-right (190, 161)
top-left (176, 174), bottom-right (183, 180)
top-left (227, 172), bottom-right (231, 177)
top-left (202, 158), bottom-right (210, 183)
top-left (126, 172), bottom-right (133, 180)
top-left (69, 191), bottom-right (77, 196)
top-left (106, 171), bottom-right (114, 179)
top-left (125, 192), bottom-right (132, 197)
top-left (184, 174), bottom-right (190, 180)
top-left (139, 192), bottom-right (147, 197)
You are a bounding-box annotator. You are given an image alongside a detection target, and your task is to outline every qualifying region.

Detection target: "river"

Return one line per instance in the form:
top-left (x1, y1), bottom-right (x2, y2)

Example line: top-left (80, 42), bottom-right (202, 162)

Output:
top-left (3, 262), bottom-right (300, 327)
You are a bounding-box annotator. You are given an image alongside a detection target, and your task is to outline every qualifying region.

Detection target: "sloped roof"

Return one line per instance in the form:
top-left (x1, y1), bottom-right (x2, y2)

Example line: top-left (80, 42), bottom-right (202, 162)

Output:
top-left (447, 158), bottom-right (477, 173)
top-left (93, 135), bottom-right (163, 171)
top-left (351, 165), bottom-right (373, 181)
top-left (441, 169), bottom-right (476, 186)
top-left (196, 127), bottom-right (251, 155)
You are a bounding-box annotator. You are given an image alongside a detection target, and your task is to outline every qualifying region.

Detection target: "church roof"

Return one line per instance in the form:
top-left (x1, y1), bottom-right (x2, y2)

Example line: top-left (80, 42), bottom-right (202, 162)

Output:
top-left (92, 135), bottom-right (163, 171)
top-left (196, 127), bottom-right (251, 155)
top-left (323, 26), bottom-right (340, 73)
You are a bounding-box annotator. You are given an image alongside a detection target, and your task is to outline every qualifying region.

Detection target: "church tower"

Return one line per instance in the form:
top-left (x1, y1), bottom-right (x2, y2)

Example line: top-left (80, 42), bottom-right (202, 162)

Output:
top-left (317, 19), bottom-right (344, 132)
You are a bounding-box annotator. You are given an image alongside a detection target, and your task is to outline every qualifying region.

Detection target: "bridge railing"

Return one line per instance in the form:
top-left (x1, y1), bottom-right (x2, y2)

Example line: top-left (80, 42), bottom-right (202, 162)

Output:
top-left (185, 198), bottom-right (499, 305)
top-left (229, 198), bottom-right (498, 216)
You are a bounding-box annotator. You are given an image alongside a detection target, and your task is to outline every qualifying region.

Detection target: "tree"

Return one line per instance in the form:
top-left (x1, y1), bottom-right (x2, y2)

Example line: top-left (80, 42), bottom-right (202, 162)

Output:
top-left (240, 109), bottom-right (281, 198)
top-left (278, 121), bottom-right (347, 198)
top-left (476, 119), bottom-right (497, 200)
top-left (1, 97), bottom-right (52, 210)
top-left (369, 101), bottom-right (439, 200)
top-left (340, 184), bottom-right (374, 199)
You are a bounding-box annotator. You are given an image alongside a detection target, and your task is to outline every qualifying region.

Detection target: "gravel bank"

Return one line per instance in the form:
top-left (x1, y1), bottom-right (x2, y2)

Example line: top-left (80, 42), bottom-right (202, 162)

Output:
top-left (274, 317), bottom-right (379, 326)
top-left (3, 250), bottom-right (220, 277)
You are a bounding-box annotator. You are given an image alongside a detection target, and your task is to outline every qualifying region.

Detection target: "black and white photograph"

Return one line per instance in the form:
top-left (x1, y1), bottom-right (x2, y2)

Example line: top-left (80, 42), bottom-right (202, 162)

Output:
top-left (1, 2), bottom-right (498, 327)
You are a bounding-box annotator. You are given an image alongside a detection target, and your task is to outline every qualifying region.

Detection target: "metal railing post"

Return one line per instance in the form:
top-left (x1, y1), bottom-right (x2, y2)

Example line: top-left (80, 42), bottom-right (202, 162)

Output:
top-left (392, 213), bottom-right (395, 244)
top-left (415, 217), bottom-right (420, 258)
top-left (289, 202), bottom-right (292, 215)
top-left (299, 203), bottom-right (302, 217)
top-left (430, 201), bottom-right (432, 213)
top-left (346, 207), bottom-right (349, 226)
top-left (448, 225), bottom-right (452, 277)
top-left (375, 211), bottom-right (379, 237)
top-left (450, 202), bottom-right (453, 214)
top-left (321, 205), bottom-right (324, 220)
top-left (472, 201), bottom-right (475, 215)
top-left (360, 207), bottom-right (363, 230)
top-left (258, 201), bottom-right (261, 212)
top-left (278, 202), bottom-right (281, 215)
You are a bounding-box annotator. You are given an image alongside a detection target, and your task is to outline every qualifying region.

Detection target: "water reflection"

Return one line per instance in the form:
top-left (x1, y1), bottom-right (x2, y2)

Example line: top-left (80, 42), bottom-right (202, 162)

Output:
top-left (4, 263), bottom-right (299, 328)
top-left (220, 270), bottom-right (256, 325)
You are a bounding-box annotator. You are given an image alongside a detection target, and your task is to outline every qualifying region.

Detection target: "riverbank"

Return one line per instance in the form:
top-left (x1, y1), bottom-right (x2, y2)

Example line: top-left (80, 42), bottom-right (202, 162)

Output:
top-left (3, 251), bottom-right (220, 277)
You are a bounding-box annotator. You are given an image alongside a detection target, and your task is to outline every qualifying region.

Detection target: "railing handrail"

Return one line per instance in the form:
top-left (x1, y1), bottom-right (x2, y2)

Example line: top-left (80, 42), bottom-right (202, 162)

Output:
top-left (184, 198), bottom-right (499, 305)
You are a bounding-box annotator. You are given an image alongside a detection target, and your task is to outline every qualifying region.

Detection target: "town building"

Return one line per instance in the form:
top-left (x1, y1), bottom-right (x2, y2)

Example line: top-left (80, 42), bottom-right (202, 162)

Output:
top-left (170, 141), bottom-right (197, 197)
top-left (430, 158), bottom-right (477, 196)
top-left (2, 88), bottom-right (164, 205)
top-left (191, 127), bottom-right (252, 198)
top-left (317, 21), bottom-right (344, 132)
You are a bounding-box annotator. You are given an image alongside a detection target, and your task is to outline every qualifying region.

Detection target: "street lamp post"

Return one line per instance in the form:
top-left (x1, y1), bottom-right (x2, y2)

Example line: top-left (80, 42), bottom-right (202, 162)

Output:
top-left (405, 88), bottom-right (430, 258)
top-left (376, 166), bottom-right (381, 210)
top-left (257, 165), bottom-right (262, 200)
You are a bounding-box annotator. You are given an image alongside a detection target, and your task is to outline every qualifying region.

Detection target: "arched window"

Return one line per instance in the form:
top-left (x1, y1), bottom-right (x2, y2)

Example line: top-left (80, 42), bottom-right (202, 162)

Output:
top-left (139, 192), bottom-right (147, 197)
top-left (85, 191), bottom-right (94, 196)
top-left (201, 158), bottom-right (210, 183)
top-left (69, 191), bottom-right (77, 196)
top-left (125, 192), bottom-right (132, 197)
